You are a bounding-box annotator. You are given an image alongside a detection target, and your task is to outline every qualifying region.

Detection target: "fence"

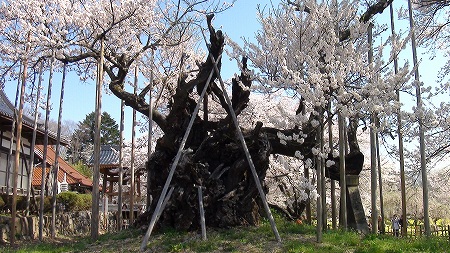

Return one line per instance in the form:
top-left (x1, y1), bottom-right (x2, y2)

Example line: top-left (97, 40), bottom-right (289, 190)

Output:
top-left (384, 224), bottom-right (450, 240)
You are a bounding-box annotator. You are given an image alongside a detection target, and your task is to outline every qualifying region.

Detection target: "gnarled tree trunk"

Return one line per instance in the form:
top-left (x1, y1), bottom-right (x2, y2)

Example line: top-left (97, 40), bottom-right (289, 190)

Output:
top-left (132, 16), bottom-right (368, 232)
top-left (125, 0), bottom-right (394, 231)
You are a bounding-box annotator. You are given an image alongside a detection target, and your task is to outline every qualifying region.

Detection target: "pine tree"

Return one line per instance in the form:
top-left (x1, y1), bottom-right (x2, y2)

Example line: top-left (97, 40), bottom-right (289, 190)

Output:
top-left (68, 111), bottom-right (120, 163)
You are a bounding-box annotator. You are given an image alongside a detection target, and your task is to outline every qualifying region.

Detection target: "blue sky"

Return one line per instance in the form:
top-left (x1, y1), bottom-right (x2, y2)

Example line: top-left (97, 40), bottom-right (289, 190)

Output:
top-left (2, 0), bottom-right (446, 141)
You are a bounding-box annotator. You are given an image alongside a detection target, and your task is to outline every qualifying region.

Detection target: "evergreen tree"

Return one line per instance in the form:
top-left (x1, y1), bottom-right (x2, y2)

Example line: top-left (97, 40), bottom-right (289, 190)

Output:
top-left (68, 111), bottom-right (120, 163)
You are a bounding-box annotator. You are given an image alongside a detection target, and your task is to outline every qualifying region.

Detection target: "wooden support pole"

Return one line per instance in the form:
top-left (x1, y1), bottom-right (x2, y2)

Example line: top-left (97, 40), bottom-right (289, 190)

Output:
top-left (376, 124), bottom-right (385, 234)
top-left (158, 186), bottom-right (174, 220)
top-left (194, 184), bottom-right (207, 240)
top-left (109, 179), bottom-right (113, 202)
top-left (118, 100), bottom-right (125, 230)
top-left (40, 53), bottom-right (55, 241)
top-left (368, 23), bottom-right (378, 234)
top-left (328, 105), bottom-right (337, 230)
top-left (26, 61), bottom-right (43, 216)
top-left (130, 67), bottom-right (138, 225)
top-left (407, 0), bottom-right (430, 236)
top-left (91, 38), bottom-right (104, 240)
top-left (321, 125), bottom-right (327, 232)
top-left (304, 166), bottom-right (311, 225)
top-left (11, 37), bottom-right (29, 245)
top-left (147, 49), bottom-right (154, 211)
top-left (316, 122), bottom-right (323, 243)
top-left (51, 62), bottom-right (67, 238)
top-left (338, 113), bottom-right (347, 230)
top-left (6, 64), bottom-right (22, 200)
top-left (140, 55), bottom-right (221, 252)
top-left (208, 53), bottom-right (281, 243)
top-left (103, 173), bottom-right (108, 226)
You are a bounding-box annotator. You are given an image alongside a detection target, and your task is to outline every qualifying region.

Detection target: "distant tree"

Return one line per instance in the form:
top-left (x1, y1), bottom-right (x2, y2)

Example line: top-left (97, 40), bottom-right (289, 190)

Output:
top-left (73, 161), bottom-right (93, 179)
top-left (47, 119), bottom-right (77, 139)
top-left (68, 112), bottom-right (120, 164)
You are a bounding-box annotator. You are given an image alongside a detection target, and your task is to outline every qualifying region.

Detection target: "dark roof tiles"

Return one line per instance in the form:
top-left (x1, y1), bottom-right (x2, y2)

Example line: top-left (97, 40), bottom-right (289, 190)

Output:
top-left (0, 88), bottom-right (37, 127)
top-left (33, 145), bottom-right (93, 188)
top-left (88, 144), bottom-right (120, 165)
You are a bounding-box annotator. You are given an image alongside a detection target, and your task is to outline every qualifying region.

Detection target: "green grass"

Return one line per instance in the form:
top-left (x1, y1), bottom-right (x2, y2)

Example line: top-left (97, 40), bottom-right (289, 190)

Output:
top-left (2, 212), bottom-right (450, 252)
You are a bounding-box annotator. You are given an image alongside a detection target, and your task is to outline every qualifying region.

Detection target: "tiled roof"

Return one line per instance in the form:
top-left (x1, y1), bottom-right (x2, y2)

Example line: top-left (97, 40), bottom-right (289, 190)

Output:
top-left (88, 144), bottom-right (121, 166)
top-left (0, 88), bottom-right (68, 145)
top-left (0, 88), bottom-right (38, 127)
top-left (33, 145), bottom-right (93, 188)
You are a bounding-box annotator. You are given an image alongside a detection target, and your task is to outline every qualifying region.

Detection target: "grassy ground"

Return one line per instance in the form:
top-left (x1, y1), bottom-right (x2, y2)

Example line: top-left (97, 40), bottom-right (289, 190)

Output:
top-left (2, 214), bottom-right (450, 252)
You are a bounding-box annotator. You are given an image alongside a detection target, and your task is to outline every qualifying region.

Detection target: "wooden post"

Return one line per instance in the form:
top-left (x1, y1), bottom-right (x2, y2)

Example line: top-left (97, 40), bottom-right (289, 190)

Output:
top-left (338, 113), bottom-right (347, 229)
top-left (321, 125), bottom-right (327, 232)
top-left (118, 100), bottom-right (125, 230)
top-left (316, 120), bottom-right (323, 243)
top-left (368, 23), bottom-right (379, 235)
top-left (194, 184), bottom-right (207, 240)
top-left (304, 166), bottom-right (311, 225)
top-left (11, 36), bottom-right (29, 245)
top-left (407, 0), bottom-right (430, 237)
top-left (6, 64), bottom-right (22, 202)
top-left (51, 62), bottom-right (67, 238)
top-left (103, 173), bottom-right (108, 227)
top-left (158, 186), bottom-right (175, 220)
top-left (330, 0), bottom-right (338, 231)
top-left (109, 179), bottom-right (113, 202)
top-left (389, 4), bottom-right (408, 237)
top-left (91, 37), bottom-right (104, 240)
top-left (376, 129), bottom-right (385, 234)
top-left (26, 61), bottom-right (43, 216)
top-left (147, 49), bottom-right (154, 211)
top-left (328, 104), bottom-right (337, 230)
top-left (209, 52), bottom-right (281, 243)
top-left (130, 67), bottom-right (138, 225)
top-left (40, 53), bottom-right (55, 241)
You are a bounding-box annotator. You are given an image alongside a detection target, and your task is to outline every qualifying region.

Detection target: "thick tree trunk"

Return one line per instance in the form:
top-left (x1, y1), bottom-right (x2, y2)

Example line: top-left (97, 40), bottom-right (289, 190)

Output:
top-left (129, 15), bottom-right (368, 232)
top-left (138, 123), bottom-right (272, 230)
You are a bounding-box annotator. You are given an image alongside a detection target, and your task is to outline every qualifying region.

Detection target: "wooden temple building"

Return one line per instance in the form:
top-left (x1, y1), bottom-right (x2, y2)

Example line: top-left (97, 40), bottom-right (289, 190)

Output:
top-left (0, 89), bottom-right (62, 196)
top-left (1, 88), bottom-right (92, 200)
top-left (89, 144), bottom-right (145, 205)
top-left (32, 145), bottom-right (93, 194)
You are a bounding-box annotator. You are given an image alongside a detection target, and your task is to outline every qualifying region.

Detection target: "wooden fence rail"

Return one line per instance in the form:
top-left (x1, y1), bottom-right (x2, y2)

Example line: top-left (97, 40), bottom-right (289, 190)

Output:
top-left (384, 224), bottom-right (450, 240)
